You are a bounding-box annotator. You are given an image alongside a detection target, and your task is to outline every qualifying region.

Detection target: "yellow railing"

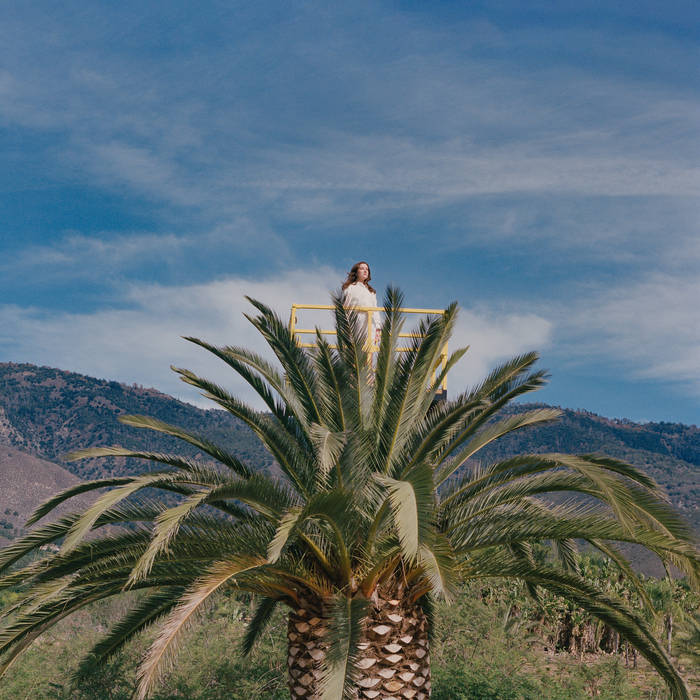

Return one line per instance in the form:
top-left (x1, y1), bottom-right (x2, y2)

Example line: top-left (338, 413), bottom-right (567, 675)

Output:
top-left (289, 304), bottom-right (448, 393)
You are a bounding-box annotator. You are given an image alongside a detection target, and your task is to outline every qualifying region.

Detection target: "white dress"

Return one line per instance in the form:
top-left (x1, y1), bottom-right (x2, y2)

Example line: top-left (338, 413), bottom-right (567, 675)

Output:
top-left (342, 282), bottom-right (382, 343)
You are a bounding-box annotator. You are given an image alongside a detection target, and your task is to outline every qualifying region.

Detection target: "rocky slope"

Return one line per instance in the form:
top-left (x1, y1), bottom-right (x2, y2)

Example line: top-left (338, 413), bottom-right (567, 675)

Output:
top-left (0, 444), bottom-right (88, 544)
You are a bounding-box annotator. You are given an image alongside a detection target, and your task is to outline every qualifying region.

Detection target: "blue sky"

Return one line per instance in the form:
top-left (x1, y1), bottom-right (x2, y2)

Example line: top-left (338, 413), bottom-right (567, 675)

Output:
top-left (1, 1), bottom-right (699, 424)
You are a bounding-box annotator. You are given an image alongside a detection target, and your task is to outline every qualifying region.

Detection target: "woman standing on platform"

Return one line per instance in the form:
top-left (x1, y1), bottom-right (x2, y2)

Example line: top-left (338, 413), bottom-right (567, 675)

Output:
top-left (342, 261), bottom-right (382, 346)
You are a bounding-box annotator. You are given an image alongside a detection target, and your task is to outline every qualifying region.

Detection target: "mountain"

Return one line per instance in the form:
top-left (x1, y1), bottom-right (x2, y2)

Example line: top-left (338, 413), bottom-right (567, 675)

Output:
top-left (0, 445), bottom-right (89, 545)
top-left (0, 362), bottom-right (697, 547)
top-left (0, 362), bottom-right (275, 481)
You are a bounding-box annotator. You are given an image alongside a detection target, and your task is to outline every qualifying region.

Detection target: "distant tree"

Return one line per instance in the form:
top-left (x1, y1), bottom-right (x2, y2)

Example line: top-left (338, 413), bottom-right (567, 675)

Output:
top-left (0, 290), bottom-right (698, 699)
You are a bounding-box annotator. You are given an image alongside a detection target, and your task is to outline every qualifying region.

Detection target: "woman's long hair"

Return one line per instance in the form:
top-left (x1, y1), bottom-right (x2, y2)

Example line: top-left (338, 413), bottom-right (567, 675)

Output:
top-left (342, 261), bottom-right (376, 293)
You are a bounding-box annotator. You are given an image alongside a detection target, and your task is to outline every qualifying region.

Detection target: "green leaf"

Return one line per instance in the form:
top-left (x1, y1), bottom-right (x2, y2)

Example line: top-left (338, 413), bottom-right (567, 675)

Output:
top-left (310, 423), bottom-right (347, 486)
top-left (374, 464), bottom-right (433, 562)
top-left (117, 415), bottom-right (253, 478)
top-left (73, 586), bottom-right (184, 680)
top-left (418, 534), bottom-right (458, 603)
top-left (267, 507), bottom-right (303, 563)
top-left (320, 594), bottom-right (369, 700)
top-left (241, 596), bottom-right (278, 656)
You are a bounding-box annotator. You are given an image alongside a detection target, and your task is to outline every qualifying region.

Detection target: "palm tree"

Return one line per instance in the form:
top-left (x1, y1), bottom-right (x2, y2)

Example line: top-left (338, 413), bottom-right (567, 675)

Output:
top-left (0, 289), bottom-right (698, 700)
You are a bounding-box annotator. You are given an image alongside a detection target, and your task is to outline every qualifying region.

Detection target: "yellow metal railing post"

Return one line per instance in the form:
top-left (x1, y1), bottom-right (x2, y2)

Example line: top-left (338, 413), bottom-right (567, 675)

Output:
top-left (442, 342), bottom-right (448, 391)
top-left (289, 304), bottom-right (297, 342)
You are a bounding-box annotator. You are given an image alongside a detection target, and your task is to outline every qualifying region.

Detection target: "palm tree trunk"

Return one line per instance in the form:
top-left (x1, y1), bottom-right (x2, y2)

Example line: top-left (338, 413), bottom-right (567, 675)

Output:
top-left (287, 586), bottom-right (432, 699)
top-left (287, 593), bottom-right (328, 700)
top-left (355, 590), bottom-right (431, 699)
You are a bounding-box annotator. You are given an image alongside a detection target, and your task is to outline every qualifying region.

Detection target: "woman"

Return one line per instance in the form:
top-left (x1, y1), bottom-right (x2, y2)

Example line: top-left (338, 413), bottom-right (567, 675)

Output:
top-left (342, 261), bottom-right (382, 347)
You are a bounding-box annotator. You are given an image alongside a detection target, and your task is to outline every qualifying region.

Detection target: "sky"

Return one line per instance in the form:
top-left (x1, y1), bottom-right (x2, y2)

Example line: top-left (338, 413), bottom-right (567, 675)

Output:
top-left (1, 1), bottom-right (699, 424)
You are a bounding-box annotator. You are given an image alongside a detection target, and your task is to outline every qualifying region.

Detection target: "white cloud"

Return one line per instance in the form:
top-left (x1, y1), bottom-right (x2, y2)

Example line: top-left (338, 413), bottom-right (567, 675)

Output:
top-left (2, 232), bottom-right (183, 271)
top-left (449, 310), bottom-right (553, 391)
top-left (556, 272), bottom-right (700, 393)
top-left (248, 136), bottom-right (700, 202)
top-left (434, 194), bottom-right (700, 265)
top-left (0, 269), bottom-right (339, 407)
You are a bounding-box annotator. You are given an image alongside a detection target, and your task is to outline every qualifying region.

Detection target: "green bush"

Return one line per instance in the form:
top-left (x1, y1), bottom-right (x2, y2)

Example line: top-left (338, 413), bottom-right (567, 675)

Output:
top-left (432, 664), bottom-right (540, 699)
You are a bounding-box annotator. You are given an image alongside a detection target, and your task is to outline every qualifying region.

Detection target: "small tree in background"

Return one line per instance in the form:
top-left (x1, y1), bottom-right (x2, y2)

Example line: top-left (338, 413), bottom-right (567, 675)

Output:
top-left (0, 289), bottom-right (698, 699)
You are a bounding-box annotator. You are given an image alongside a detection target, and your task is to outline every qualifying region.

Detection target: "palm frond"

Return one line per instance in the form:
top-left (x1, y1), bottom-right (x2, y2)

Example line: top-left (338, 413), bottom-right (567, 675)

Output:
top-left (401, 391), bottom-right (484, 473)
top-left (269, 491), bottom-right (357, 584)
top-left (310, 423), bottom-right (347, 488)
top-left (553, 538), bottom-right (579, 573)
top-left (134, 556), bottom-right (265, 700)
top-left (417, 532), bottom-right (459, 603)
top-left (332, 292), bottom-right (372, 427)
top-left (425, 345), bottom-right (469, 399)
top-left (434, 353), bottom-right (548, 472)
top-left (127, 489), bottom-right (215, 585)
top-left (336, 429), bottom-right (376, 506)
top-left (374, 464), bottom-right (434, 563)
top-left (439, 454), bottom-right (691, 553)
top-left (0, 500), bottom-right (171, 581)
top-left (245, 296), bottom-right (323, 426)
top-left (0, 582), bottom-right (122, 678)
top-left (73, 586), bottom-right (184, 681)
top-left (267, 506), bottom-right (304, 563)
top-left (450, 501), bottom-right (700, 577)
top-left (377, 305), bottom-right (456, 476)
top-left (587, 538), bottom-right (654, 613)
top-left (115, 415), bottom-right (253, 478)
top-left (241, 596), bottom-right (279, 656)
top-left (202, 473), bottom-right (298, 519)
top-left (182, 337), bottom-right (307, 434)
top-left (60, 468), bottom-right (227, 553)
top-left (319, 594), bottom-right (369, 700)
top-left (519, 566), bottom-right (691, 700)
top-left (312, 332), bottom-right (347, 432)
top-left (468, 351), bottom-right (543, 404)
top-left (435, 407), bottom-right (562, 485)
top-left (174, 366), bottom-right (313, 497)
top-left (26, 475), bottom-right (134, 526)
top-left (370, 286), bottom-right (404, 429)
top-left (462, 551), bottom-right (691, 699)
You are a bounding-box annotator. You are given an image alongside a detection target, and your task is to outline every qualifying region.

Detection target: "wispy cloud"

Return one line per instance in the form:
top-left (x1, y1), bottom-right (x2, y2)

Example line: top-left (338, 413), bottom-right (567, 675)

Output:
top-left (1, 223), bottom-right (292, 286)
top-left (0, 270), bottom-right (340, 407)
top-left (1, 3), bottom-right (698, 225)
top-left (555, 271), bottom-right (700, 394)
top-left (450, 310), bottom-right (553, 390)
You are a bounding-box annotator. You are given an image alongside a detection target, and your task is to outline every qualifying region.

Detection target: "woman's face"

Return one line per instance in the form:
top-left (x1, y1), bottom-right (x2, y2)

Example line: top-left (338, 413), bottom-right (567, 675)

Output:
top-left (356, 263), bottom-right (369, 282)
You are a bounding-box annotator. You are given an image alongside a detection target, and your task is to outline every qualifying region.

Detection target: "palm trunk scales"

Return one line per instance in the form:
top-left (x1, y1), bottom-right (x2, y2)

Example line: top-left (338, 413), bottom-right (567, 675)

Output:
top-left (287, 592), bottom-right (431, 699)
